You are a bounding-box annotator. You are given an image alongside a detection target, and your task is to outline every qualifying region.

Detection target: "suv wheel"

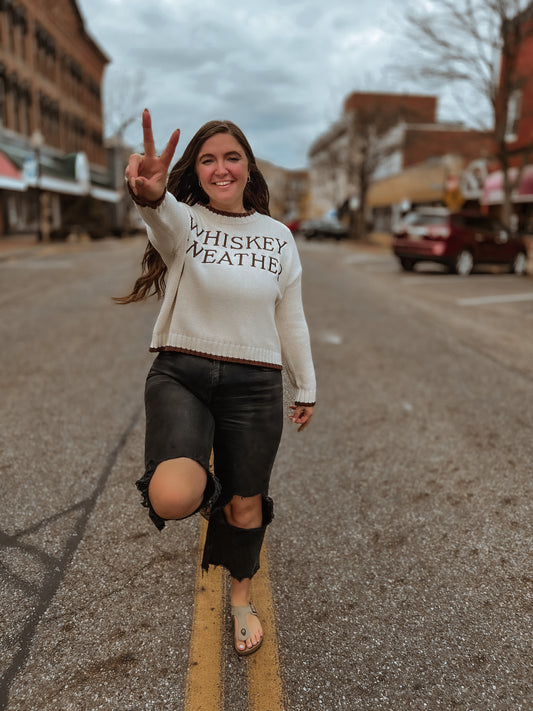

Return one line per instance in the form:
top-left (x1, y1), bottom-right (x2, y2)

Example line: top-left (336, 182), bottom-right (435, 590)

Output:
top-left (510, 251), bottom-right (528, 275)
top-left (399, 257), bottom-right (416, 272)
top-left (453, 250), bottom-right (474, 276)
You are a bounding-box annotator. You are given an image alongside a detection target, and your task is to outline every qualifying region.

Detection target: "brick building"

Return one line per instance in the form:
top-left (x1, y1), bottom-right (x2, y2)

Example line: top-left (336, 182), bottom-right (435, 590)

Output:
top-left (0, 0), bottom-right (123, 239)
top-left (308, 92), bottom-right (439, 221)
top-left (308, 91), bottom-right (492, 232)
top-left (401, 126), bottom-right (492, 171)
top-left (344, 92), bottom-right (437, 124)
top-left (368, 123), bottom-right (493, 231)
top-left (258, 159), bottom-right (309, 224)
top-left (481, 5), bottom-right (533, 231)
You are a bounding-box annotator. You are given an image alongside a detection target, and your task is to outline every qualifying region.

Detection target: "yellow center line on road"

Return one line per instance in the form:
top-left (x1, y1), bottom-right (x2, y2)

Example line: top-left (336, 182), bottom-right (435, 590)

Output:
top-left (184, 518), bottom-right (225, 711)
top-left (184, 518), bottom-right (286, 711)
top-left (248, 546), bottom-right (286, 711)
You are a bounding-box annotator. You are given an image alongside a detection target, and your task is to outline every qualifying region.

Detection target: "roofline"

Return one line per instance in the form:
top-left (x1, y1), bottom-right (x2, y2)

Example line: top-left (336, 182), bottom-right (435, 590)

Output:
top-left (71, 0), bottom-right (110, 64)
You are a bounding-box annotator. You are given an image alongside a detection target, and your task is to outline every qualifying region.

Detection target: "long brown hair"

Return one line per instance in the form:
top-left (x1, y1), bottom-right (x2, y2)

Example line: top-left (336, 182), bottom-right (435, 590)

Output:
top-left (115, 120), bottom-right (270, 304)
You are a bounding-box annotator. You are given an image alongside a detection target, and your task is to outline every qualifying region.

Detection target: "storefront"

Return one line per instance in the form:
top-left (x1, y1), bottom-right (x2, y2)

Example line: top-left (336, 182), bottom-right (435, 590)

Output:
top-left (0, 135), bottom-right (122, 240)
top-left (482, 165), bottom-right (533, 234)
top-left (367, 156), bottom-right (463, 233)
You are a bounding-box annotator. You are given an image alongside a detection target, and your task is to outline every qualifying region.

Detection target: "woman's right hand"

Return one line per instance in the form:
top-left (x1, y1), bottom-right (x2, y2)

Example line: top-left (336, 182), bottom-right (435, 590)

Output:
top-left (125, 109), bottom-right (180, 202)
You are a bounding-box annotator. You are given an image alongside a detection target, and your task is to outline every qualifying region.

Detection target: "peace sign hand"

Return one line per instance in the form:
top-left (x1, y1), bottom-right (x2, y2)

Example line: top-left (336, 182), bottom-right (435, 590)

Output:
top-left (125, 109), bottom-right (180, 202)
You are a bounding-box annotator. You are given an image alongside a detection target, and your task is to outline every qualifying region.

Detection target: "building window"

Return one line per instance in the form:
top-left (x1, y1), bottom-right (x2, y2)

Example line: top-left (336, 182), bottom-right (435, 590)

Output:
top-left (34, 22), bottom-right (56, 79)
top-left (39, 92), bottom-right (60, 146)
top-left (18, 9), bottom-right (28, 63)
top-left (19, 80), bottom-right (31, 136)
top-left (0, 72), bottom-right (5, 125)
top-left (505, 89), bottom-right (522, 142)
top-left (6, 5), bottom-right (15, 52)
top-left (5, 71), bottom-right (18, 131)
top-left (11, 5), bottom-right (27, 61)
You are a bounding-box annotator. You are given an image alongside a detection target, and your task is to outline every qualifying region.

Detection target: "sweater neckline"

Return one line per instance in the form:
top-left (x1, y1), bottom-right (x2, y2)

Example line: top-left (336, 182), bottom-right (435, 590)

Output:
top-left (200, 203), bottom-right (256, 218)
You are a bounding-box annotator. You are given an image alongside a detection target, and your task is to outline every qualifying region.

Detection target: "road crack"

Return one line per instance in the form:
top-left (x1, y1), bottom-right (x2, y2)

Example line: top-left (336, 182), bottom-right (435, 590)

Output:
top-left (0, 406), bottom-right (142, 709)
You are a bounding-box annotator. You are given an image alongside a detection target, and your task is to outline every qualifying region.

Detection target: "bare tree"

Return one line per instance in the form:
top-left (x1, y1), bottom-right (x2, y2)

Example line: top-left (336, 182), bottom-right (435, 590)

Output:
top-left (309, 93), bottom-right (435, 238)
top-left (344, 107), bottom-right (405, 239)
top-left (339, 95), bottom-right (436, 239)
top-left (103, 66), bottom-right (146, 142)
top-left (401, 0), bottom-right (533, 228)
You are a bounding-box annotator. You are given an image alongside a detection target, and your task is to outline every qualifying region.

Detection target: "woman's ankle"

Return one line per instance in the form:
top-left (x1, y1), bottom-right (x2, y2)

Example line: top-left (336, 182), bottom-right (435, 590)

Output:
top-left (230, 576), bottom-right (251, 606)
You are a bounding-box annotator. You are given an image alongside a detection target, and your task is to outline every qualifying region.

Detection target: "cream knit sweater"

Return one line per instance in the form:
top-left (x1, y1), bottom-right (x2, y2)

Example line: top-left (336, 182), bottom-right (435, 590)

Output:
top-left (137, 194), bottom-right (316, 404)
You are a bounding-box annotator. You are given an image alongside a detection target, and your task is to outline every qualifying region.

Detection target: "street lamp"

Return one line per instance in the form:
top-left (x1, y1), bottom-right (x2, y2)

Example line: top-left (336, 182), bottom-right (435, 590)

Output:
top-left (30, 129), bottom-right (44, 242)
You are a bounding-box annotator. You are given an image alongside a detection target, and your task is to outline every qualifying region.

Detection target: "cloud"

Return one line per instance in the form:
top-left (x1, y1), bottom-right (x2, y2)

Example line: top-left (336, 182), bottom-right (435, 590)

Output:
top-left (77, 0), bottom-right (414, 168)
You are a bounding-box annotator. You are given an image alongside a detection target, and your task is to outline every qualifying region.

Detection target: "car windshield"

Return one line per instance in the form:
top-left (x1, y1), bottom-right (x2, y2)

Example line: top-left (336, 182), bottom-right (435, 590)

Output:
top-left (404, 212), bottom-right (448, 226)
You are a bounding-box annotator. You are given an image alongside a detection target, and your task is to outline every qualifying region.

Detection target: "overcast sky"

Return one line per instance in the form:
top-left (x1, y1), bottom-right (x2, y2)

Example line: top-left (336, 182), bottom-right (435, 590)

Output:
top-left (76, 0), bottom-right (445, 170)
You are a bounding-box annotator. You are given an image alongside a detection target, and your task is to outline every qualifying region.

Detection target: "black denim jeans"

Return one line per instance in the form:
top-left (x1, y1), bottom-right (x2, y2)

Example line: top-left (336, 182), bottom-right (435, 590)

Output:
top-left (137, 351), bottom-right (283, 579)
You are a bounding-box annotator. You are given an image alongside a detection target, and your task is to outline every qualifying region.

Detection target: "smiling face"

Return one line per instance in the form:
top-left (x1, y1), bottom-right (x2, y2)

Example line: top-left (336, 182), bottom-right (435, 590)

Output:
top-left (195, 132), bottom-right (250, 213)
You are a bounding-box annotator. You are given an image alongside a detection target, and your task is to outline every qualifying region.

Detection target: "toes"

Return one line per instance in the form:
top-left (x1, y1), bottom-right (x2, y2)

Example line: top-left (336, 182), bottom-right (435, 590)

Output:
top-left (248, 629), bottom-right (262, 648)
top-left (233, 609), bottom-right (263, 653)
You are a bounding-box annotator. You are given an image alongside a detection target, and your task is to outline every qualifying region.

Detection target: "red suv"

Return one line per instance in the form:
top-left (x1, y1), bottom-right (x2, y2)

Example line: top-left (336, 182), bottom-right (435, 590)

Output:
top-left (393, 208), bottom-right (529, 276)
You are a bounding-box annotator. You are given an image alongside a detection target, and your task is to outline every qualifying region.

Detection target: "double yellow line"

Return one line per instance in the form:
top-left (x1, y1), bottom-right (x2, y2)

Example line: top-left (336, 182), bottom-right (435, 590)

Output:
top-left (184, 519), bottom-right (285, 710)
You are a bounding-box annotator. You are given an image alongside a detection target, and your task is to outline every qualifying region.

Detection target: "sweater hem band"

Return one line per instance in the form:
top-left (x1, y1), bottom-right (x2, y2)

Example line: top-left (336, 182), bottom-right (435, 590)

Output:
top-left (150, 345), bottom-right (283, 370)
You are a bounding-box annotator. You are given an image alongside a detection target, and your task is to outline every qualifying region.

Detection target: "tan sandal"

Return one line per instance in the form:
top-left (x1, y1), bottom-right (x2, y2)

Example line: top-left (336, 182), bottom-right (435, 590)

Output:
top-left (231, 603), bottom-right (263, 657)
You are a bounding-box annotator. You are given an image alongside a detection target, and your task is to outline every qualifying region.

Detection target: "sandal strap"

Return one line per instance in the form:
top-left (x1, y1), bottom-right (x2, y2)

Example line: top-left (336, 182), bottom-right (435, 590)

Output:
top-left (231, 604), bottom-right (258, 642)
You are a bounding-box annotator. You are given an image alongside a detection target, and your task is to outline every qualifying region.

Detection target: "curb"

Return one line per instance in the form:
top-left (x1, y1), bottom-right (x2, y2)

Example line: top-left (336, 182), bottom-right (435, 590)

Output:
top-left (0, 234), bottom-right (145, 263)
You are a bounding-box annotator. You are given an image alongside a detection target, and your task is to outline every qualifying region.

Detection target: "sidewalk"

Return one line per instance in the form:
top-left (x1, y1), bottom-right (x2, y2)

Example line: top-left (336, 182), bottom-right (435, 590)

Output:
top-left (0, 232), bottom-right (138, 262)
top-left (0, 233), bottom-right (42, 261)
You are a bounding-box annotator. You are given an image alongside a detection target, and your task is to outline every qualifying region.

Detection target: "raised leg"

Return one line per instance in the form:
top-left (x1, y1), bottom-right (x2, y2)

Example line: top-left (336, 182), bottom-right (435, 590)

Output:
top-left (148, 457), bottom-right (207, 520)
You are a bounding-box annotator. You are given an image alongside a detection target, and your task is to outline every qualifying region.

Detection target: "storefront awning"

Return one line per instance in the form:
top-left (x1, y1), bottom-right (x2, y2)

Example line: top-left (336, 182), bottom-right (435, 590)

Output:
top-left (0, 151), bottom-right (25, 190)
top-left (0, 139), bottom-right (120, 202)
top-left (482, 165), bottom-right (533, 205)
top-left (368, 160), bottom-right (447, 208)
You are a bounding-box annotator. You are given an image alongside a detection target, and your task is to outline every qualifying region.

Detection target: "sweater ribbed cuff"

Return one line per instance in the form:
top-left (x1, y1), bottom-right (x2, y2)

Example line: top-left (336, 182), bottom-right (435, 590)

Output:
top-left (127, 182), bottom-right (166, 208)
top-left (294, 388), bottom-right (316, 406)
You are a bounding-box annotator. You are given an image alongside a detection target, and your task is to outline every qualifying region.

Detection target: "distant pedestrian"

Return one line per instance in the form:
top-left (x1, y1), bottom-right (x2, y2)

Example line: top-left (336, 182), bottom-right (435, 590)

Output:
top-left (118, 109), bottom-right (316, 656)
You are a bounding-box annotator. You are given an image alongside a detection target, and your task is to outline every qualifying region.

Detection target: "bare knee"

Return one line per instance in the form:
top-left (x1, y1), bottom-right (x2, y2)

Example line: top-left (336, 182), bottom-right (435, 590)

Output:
top-left (225, 494), bottom-right (262, 529)
top-left (149, 458), bottom-right (206, 520)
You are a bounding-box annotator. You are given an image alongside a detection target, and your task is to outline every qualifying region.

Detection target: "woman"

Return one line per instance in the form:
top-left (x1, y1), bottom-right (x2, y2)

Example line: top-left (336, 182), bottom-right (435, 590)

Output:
top-left (120, 109), bottom-right (316, 656)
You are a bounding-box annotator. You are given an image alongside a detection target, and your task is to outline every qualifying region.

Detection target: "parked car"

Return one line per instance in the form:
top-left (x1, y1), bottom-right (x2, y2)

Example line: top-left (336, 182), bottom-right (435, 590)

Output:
top-left (285, 219), bottom-right (301, 235)
top-left (392, 208), bottom-right (529, 276)
top-left (300, 217), bottom-right (349, 241)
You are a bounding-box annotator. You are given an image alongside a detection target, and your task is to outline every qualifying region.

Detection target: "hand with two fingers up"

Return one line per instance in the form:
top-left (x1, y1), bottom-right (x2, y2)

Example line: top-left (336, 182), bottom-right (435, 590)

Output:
top-left (125, 109), bottom-right (180, 203)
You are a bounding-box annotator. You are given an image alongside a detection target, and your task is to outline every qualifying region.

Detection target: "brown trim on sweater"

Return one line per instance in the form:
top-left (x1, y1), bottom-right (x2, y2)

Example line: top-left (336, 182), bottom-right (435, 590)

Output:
top-left (127, 182), bottom-right (166, 208)
top-left (200, 203), bottom-right (255, 218)
top-left (151, 345), bottom-right (283, 370)
top-left (295, 402), bottom-right (316, 407)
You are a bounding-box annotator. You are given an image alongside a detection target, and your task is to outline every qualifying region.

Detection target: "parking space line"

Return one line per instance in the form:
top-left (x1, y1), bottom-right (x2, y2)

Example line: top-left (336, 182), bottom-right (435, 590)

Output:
top-left (184, 519), bottom-right (225, 711)
top-left (319, 330), bottom-right (343, 345)
top-left (457, 292), bottom-right (533, 306)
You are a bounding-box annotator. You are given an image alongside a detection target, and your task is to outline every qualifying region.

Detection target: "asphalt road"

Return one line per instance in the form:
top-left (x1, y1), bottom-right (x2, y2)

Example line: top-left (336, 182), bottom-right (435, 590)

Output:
top-left (0, 236), bottom-right (532, 710)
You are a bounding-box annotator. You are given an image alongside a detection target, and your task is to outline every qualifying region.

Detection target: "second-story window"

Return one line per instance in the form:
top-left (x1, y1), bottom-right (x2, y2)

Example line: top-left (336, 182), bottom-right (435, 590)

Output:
top-left (7, 6), bottom-right (15, 52)
top-left (34, 23), bottom-right (56, 79)
top-left (19, 81), bottom-right (31, 136)
top-left (12, 6), bottom-right (27, 62)
top-left (0, 75), bottom-right (5, 126)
